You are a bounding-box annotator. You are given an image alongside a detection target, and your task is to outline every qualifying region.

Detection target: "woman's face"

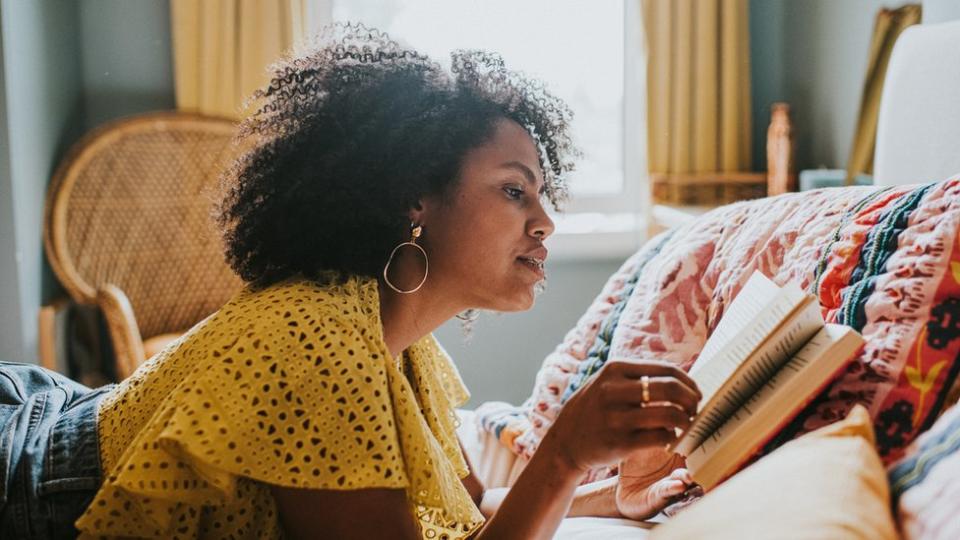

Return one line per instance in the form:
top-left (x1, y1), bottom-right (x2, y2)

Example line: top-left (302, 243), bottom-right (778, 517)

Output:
top-left (418, 118), bottom-right (555, 312)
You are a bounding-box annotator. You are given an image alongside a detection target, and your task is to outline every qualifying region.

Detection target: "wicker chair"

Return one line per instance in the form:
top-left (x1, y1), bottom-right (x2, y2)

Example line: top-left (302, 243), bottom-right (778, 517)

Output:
top-left (41, 112), bottom-right (245, 380)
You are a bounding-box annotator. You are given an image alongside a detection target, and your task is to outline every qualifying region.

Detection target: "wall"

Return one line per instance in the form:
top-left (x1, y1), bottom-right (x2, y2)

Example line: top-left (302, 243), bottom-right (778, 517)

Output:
top-left (0, 0), bottom-right (83, 362)
top-left (0, 6), bottom-right (17, 362)
top-left (923, 0), bottom-right (960, 23)
top-left (0, 0), bottom-right (174, 363)
top-left (79, 0), bottom-right (174, 129)
top-left (750, 0), bottom-right (911, 171)
top-left (749, 0), bottom-right (786, 172)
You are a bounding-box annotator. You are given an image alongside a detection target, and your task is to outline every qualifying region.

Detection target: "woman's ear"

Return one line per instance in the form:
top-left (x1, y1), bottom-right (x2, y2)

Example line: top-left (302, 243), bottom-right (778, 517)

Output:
top-left (409, 191), bottom-right (445, 228)
top-left (408, 198), bottom-right (427, 227)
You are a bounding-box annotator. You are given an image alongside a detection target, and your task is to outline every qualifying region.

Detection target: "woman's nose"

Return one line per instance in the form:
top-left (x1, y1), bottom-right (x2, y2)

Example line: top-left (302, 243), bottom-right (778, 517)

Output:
top-left (529, 203), bottom-right (555, 240)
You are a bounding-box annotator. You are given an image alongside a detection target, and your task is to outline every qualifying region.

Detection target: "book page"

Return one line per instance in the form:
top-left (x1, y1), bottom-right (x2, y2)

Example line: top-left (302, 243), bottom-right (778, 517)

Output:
top-left (687, 274), bottom-right (809, 408)
top-left (692, 272), bottom-right (782, 371)
top-left (686, 324), bottom-right (863, 490)
top-left (677, 298), bottom-right (823, 454)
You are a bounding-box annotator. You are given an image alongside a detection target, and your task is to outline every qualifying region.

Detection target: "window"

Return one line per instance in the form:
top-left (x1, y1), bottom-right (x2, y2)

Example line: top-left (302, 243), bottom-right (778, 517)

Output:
top-left (320, 1), bottom-right (648, 258)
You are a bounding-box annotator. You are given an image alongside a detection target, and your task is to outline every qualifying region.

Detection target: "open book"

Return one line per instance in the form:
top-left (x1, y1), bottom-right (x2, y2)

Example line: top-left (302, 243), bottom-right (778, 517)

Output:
top-left (672, 271), bottom-right (864, 491)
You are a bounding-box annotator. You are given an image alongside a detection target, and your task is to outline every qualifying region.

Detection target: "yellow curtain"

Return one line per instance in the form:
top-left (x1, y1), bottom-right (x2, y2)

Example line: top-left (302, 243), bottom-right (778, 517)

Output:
top-left (845, 4), bottom-right (921, 184)
top-left (170, 0), bottom-right (309, 120)
top-left (643, 0), bottom-right (752, 174)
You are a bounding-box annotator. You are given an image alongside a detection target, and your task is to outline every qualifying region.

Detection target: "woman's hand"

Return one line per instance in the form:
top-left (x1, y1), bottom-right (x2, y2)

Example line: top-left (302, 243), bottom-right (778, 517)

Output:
top-left (615, 448), bottom-right (697, 520)
top-left (540, 360), bottom-right (701, 476)
top-left (616, 468), bottom-right (696, 520)
top-left (474, 361), bottom-right (700, 539)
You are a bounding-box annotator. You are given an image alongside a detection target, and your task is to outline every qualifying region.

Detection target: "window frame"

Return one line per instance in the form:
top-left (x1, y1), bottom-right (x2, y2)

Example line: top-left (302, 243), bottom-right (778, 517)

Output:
top-left (549, 0), bottom-right (648, 260)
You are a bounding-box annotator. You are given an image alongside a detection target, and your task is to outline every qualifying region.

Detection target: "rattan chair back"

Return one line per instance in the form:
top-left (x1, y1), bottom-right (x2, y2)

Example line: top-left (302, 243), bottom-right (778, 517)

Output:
top-left (44, 112), bottom-right (244, 374)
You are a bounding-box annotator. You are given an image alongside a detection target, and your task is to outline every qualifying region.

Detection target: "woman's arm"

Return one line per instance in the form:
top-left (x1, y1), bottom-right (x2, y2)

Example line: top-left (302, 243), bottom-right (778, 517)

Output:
top-left (458, 431), bottom-right (612, 521)
top-left (457, 418), bottom-right (620, 519)
top-left (479, 471), bottom-right (693, 521)
top-left (471, 433), bottom-right (584, 539)
top-left (271, 485), bottom-right (421, 540)
top-left (479, 476), bottom-right (621, 519)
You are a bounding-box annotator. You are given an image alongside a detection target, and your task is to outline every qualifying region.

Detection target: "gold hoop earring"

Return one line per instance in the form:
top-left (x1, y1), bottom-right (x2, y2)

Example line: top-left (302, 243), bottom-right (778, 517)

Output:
top-left (383, 224), bottom-right (428, 294)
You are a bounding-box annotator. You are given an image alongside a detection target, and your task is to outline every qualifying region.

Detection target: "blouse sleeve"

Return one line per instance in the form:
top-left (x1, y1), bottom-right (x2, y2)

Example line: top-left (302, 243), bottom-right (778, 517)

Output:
top-left (158, 312), bottom-right (410, 491)
top-left (87, 310), bottom-right (410, 535)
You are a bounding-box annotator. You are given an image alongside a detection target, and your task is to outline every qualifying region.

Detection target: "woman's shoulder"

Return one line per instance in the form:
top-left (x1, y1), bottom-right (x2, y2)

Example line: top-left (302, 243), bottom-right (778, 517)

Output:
top-left (107, 275), bottom-right (382, 411)
top-left (185, 275), bottom-right (381, 366)
top-left (211, 275), bottom-right (378, 337)
top-left (231, 275), bottom-right (374, 317)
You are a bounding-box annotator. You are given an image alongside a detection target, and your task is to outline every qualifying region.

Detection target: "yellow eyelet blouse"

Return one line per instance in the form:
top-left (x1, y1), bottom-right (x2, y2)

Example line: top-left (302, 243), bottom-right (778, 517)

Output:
top-left (75, 276), bottom-right (485, 539)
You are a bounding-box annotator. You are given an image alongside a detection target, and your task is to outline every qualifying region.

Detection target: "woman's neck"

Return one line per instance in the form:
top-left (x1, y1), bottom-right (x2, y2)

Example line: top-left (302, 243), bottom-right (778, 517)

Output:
top-left (377, 280), bottom-right (461, 359)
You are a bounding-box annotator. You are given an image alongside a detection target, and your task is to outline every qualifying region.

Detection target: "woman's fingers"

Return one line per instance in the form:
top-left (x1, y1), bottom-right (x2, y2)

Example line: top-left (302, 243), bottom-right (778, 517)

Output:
top-left (618, 405), bottom-right (693, 431)
top-left (626, 428), bottom-right (675, 447)
top-left (606, 379), bottom-right (700, 415)
top-left (653, 478), bottom-right (689, 499)
top-left (665, 468), bottom-right (694, 483)
top-left (551, 360), bottom-right (703, 472)
top-left (605, 360), bottom-right (702, 401)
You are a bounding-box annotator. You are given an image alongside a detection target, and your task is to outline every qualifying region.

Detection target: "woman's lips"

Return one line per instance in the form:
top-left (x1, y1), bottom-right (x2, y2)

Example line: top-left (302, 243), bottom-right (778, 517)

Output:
top-left (517, 255), bottom-right (545, 278)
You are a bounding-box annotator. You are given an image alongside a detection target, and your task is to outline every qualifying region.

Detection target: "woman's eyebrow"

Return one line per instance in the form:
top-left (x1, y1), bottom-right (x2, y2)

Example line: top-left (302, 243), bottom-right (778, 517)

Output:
top-left (499, 161), bottom-right (545, 193)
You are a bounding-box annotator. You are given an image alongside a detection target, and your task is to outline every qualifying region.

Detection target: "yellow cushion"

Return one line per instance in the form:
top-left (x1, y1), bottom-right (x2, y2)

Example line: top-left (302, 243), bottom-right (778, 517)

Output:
top-left (651, 405), bottom-right (898, 540)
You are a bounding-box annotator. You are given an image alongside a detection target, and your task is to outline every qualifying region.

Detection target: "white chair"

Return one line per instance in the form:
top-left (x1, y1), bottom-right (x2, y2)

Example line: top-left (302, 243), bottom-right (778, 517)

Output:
top-left (873, 19), bottom-right (960, 187)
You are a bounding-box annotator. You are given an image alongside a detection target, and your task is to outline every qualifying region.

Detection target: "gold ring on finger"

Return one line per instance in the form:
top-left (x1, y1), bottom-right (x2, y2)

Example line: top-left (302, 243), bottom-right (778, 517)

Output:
top-left (641, 375), bottom-right (651, 405)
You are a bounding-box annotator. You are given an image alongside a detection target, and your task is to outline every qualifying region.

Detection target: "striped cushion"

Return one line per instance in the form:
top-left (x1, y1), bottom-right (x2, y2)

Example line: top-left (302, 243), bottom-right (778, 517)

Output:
top-left (888, 403), bottom-right (960, 540)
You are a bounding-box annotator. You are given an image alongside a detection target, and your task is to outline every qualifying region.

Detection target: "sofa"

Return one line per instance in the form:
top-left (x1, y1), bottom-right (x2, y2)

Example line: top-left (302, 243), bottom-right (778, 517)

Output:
top-left (456, 17), bottom-right (960, 539)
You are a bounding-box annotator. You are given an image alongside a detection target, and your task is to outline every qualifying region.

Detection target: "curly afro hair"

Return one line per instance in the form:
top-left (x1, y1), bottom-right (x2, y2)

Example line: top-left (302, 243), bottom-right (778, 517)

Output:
top-left (217, 23), bottom-right (579, 287)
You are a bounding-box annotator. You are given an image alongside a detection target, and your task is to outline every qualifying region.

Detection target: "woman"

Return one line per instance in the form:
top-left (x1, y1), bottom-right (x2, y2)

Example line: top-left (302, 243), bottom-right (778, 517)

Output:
top-left (0, 26), bottom-right (699, 539)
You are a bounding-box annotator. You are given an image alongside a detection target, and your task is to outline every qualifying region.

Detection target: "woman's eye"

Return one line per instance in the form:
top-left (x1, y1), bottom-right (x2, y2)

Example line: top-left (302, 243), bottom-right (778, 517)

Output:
top-left (503, 186), bottom-right (524, 199)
